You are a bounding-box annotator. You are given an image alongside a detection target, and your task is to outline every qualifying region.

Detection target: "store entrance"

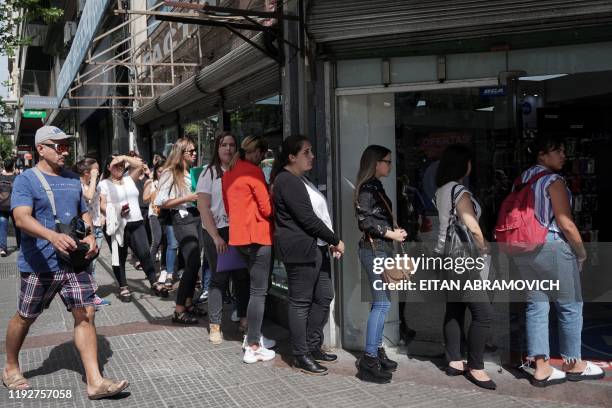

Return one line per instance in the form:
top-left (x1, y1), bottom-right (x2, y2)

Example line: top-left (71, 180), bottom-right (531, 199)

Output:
top-left (517, 72), bottom-right (612, 362)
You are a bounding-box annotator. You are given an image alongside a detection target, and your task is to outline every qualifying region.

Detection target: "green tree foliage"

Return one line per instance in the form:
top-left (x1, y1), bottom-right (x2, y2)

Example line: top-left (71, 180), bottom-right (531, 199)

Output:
top-left (0, 0), bottom-right (63, 57)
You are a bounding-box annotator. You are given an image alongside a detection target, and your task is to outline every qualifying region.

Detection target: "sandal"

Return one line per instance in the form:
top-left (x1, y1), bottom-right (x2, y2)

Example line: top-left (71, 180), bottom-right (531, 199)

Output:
top-left (2, 372), bottom-right (31, 390)
top-left (152, 282), bottom-right (169, 298)
top-left (172, 311), bottom-right (198, 325)
top-left (185, 304), bottom-right (207, 317)
top-left (118, 287), bottom-right (132, 303)
top-left (87, 378), bottom-right (129, 400)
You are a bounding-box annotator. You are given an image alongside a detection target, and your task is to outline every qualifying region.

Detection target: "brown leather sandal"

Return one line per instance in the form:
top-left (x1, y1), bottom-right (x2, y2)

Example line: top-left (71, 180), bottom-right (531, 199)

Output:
top-left (2, 373), bottom-right (31, 390)
top-left (87, 378), bottom-right (129, 400)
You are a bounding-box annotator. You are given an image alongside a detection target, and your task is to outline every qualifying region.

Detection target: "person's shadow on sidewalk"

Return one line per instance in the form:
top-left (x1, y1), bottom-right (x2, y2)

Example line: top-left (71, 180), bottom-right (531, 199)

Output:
top-left (22, 335), bottom-right (130, 399)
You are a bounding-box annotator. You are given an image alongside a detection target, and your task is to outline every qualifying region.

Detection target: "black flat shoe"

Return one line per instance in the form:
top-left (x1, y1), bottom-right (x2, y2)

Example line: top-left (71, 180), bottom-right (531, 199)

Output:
top-left (464, 371), bottom-right (496, 390)
top-left (311, 349), bottom-right (337, 364)
top-left (294, 354), bottom-right (328, 375)
top-left (445, 366), bottom-right (465, 376)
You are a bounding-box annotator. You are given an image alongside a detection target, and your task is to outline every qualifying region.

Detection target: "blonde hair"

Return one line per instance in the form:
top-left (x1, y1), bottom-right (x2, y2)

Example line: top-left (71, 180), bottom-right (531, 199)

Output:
top-left (228, 135), bottom-right (268, 170)
top-left (162, 137), bottom-right (195, 193)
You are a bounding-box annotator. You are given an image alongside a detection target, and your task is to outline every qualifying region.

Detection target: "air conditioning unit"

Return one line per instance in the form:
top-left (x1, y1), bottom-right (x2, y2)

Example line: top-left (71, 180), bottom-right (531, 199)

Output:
top-left (64, 21), bottom-right (77, 45)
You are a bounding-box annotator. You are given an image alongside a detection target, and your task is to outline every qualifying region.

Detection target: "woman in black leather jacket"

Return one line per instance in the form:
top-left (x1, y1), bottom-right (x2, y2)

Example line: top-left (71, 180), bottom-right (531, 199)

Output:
top-left (354, 145), bottom-right (407, 384)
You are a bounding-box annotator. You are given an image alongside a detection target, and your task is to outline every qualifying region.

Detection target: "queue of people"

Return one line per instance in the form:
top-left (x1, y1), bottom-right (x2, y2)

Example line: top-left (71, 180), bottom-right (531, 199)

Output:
top-left (0, 125), bottom-right (605, 399)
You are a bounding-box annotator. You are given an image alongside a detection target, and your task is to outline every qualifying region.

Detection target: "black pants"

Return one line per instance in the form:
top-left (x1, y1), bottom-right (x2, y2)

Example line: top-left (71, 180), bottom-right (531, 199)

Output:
top-left (238, 244), bottom-right (272, 345)
top-left (285, 246), bottom-right (334, 356)
top-left (443, 301), bottom-right (492, 370)
top-left (149, 215), bottom-right (167, 269)
top-left (204, 227), bottom-right (249, 325)
top-left (172, 209), bottom-right (201, 307)
top-left (104, 220), bottom-right (155, 288)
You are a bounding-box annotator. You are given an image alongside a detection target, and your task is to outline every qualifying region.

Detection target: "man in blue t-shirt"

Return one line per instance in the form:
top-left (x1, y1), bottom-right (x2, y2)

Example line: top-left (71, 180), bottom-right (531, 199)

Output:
top-left (2, 126), bottom-right (128, 399)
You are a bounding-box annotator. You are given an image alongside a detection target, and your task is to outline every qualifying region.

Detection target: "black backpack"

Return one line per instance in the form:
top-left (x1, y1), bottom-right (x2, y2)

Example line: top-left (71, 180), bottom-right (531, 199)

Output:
top-left (0, 175), bottom-right (13, 212)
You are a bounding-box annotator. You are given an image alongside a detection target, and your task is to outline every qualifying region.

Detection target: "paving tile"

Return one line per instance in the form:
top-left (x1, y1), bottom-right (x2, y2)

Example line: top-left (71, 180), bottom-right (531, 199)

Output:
top-left (224, 378), bottom-right (302, 408)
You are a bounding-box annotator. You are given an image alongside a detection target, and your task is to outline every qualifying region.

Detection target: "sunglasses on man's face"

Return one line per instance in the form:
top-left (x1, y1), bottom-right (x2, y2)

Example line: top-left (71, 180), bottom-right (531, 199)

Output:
top-left (42, 143), bottom-right (71, 154)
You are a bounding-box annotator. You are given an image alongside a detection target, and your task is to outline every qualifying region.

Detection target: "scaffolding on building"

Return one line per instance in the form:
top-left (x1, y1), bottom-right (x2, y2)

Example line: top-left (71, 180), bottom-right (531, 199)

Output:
top-left (65, 0), bottom-right (302, 111)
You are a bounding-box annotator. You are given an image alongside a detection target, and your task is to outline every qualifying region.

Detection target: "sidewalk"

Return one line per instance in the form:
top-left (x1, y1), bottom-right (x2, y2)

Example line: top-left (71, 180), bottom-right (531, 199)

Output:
top-left (0, 237), bottom-right (610, 407)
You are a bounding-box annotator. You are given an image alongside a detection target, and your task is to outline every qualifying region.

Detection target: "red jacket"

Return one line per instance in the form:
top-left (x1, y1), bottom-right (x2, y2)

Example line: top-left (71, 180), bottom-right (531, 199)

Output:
top-left (222, 159), bottom-right (273, 246)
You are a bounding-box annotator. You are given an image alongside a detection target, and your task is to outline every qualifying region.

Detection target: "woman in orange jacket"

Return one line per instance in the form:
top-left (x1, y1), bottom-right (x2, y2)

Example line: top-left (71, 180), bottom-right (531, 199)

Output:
top-left (222, 135), bottom-right (275, 364)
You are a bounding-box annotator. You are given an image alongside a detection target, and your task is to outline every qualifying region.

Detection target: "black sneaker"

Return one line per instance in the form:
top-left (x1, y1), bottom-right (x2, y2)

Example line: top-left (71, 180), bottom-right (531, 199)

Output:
top-left (378, 347), bottom-right (398, 372)
top-left (311, 349), bottom-right (338, 364)
top-left (357, 354), bottom-right (392, 384)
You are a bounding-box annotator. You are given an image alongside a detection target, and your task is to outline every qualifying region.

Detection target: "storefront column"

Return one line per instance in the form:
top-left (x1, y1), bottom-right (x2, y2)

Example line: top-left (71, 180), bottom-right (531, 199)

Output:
top-left (281, 0), bottom-right (306, 137)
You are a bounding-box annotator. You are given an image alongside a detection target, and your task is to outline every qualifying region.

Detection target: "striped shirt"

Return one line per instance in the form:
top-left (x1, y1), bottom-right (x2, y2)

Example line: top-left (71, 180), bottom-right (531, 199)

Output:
top-left (519, 165), bottom-right (571, 232)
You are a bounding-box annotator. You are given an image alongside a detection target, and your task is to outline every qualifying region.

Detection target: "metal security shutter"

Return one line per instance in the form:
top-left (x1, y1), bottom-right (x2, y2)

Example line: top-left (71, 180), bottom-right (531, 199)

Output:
top-left (178, 93), bottom-right (220, 124)
top-left (307, 0), bottom-right (612, 57)
top-left (223, 65), bottom-right (280, 111)
top-left (134, 33), bottom-right (277, 125)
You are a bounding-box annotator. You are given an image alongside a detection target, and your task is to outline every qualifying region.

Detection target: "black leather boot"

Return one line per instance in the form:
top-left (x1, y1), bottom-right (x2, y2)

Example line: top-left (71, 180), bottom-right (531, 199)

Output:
top-left (357, 354), bottom-right (392, 384)
top-left (311, 349), bottom-right (338, 364)
top-left (378, 347), bottom-right (398, 372)
top-left (294, 354), bottom-right (328, 375)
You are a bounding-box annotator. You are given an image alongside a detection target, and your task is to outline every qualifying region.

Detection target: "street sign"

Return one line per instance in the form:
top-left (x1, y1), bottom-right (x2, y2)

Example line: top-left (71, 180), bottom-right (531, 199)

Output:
top-left (23, 110), bottom-right (47, 119)
top-left (23, 95), bottom-right (59, 110)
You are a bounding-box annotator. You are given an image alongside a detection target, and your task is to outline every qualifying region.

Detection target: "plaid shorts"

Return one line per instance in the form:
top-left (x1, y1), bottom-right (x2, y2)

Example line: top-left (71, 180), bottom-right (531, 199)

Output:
top-left (18, 269), bottom-right (96, 319)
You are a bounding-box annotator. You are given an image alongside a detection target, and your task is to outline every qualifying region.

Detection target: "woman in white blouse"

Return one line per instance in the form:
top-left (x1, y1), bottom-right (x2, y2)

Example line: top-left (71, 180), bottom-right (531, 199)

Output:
top-left (155, 137), bottom-right (203, 325)
top-left (98, 155), bottom-right (168, 302)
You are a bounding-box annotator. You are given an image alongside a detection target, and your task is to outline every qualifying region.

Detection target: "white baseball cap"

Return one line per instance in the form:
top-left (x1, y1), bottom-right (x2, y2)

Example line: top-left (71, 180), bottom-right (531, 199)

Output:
top-left (35, 126), bottom-right (70, 145)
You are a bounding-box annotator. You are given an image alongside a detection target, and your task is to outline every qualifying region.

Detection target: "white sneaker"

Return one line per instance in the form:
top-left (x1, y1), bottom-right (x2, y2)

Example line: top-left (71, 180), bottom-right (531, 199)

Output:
top-left (157, 270), bottom-right (168, 284)
top-left (243, 345), bottom-right (276, 364)
top-left (231, 309), bottom-right (240, 322)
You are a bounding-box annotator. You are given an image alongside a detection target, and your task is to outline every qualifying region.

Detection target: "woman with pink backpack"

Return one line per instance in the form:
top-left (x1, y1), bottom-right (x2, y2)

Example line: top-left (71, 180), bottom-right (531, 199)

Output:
top-left (511, 135), bottom-right (604, 387)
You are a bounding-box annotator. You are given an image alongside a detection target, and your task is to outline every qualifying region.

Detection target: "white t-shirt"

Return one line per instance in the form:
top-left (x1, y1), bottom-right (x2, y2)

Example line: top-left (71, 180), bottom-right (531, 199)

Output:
top-left (196, 166), bottom-right (228, 229)
top-left (302, 177), bottom-right (334, 246)
top-left (98, 176), bottom-right (143, 223)
top-left (155, 170), bottom-right (194, 217)
top-left (434, 181), bottom-right (481, 253)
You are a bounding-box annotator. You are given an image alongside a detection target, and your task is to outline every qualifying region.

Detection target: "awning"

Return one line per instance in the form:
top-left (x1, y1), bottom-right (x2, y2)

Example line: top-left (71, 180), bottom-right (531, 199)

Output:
top-left (307, 0), bottom-right (612, 58)
top-left (133, 33), bottom-right (278, 126)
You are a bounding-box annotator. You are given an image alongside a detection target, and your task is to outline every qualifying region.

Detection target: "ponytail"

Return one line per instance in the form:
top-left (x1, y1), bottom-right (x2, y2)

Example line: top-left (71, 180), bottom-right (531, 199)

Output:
top-left (228, 135), bottom-right (268, 170)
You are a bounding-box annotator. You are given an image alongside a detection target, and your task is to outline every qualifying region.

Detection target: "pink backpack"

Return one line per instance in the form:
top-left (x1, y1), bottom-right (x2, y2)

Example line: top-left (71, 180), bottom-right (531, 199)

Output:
top-left (494, 171), bottom-right (551, 254)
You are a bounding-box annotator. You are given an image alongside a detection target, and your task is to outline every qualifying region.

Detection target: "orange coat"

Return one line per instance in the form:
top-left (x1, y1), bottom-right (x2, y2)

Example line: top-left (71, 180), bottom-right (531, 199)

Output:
top-left (222, 159), bottom-right (273, 246)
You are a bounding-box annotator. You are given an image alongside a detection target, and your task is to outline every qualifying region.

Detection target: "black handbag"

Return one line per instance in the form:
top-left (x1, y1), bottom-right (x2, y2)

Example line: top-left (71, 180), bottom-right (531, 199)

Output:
top-left (33, 168), bottom-right (98, 271)
top-left (443, 184), bottom-right (479, 259)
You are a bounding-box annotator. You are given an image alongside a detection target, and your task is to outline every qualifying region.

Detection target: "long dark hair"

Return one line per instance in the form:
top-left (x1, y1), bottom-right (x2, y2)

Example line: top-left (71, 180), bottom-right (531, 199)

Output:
top-left (354, 145), bottom-right (392, 202)
top-left (207, 131), bottom-right (238, 179)
top-left (73, 157), bottom-right (97, 176)
top-left (527, 134), bottom-right (564, 164)
top-left (269, 135), bottom-right (310, 184)
top-left (101, 155), bottom-right (115, 180)
top-left (228, 135), bottom-right (268, 170)
top-left (436, 144), bottom-right (473, 187)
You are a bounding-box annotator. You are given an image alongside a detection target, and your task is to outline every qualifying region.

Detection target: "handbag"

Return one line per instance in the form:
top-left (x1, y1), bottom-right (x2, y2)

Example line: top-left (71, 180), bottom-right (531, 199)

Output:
top-left (443, 184), bottom-right (479, 260)
top-left (157, 179), bottom-right (175, 225)
top-left (369, 192), bottom-right (413, 284)
top-left (32, 168), bottom-right (98, 271)
top-left (216, 246), bottom-right (247, 272)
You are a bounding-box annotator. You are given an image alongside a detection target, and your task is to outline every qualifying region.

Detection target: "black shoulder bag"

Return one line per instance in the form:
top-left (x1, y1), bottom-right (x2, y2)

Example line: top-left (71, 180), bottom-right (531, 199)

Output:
top-left (32, 168), bottom-right (98, 271)
top-left (443, 184), bottom-right (479, 259)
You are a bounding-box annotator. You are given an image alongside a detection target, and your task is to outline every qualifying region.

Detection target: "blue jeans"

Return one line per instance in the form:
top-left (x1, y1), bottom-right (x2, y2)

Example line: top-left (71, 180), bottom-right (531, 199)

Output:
top-left (359, 242), bottom-right (392, 357)
top-left (0, 211), bottom-right (10, 250)
top-left (513, 231), bottom-right (583, 363)
top-left (165, 224), bottom-right (178, 274)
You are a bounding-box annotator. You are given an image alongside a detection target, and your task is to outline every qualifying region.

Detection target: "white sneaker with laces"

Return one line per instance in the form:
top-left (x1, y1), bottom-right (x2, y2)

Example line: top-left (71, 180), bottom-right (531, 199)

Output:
top-left (157, 270), bottom-right (168, 284)
top-left (243, 345), bottom-right (275, 364)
